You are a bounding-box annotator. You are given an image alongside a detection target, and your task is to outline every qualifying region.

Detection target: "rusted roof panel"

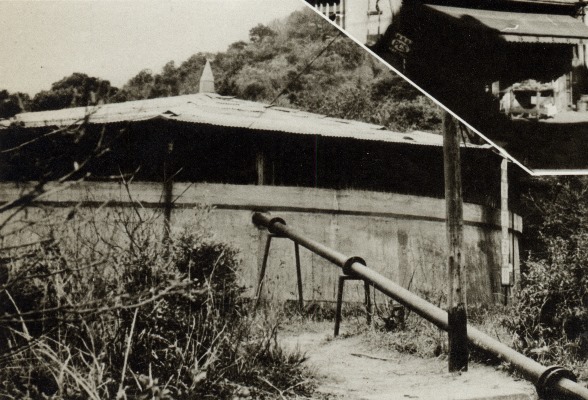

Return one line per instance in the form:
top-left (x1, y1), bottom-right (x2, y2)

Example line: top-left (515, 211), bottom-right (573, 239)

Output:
top-left (0, 93), bottom-right (476, 148)
top-left (426, 5), bottom-right (588, 44)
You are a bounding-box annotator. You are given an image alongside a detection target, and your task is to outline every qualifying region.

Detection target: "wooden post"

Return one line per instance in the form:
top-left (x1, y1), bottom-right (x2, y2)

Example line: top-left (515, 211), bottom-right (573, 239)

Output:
top-left (443, 111), bottom-right (468, 372)
top-left (162, 139), bottom-right (174, 244)
top-left (500, 158), bottom-right (512, 304)
top-left (256, 151), bottom-right (265, 185)
top-left (535, 90), bottom-right (540, 119)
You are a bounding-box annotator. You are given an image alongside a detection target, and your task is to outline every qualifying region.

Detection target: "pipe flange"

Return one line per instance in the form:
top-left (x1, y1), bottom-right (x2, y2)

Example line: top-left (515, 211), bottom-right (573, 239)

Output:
top-left (342, 256), bottom-right (366, 276)
top-left (267, 217), bottom-right (286, 235)
top-left (536, 365), bottom-right (577, 399)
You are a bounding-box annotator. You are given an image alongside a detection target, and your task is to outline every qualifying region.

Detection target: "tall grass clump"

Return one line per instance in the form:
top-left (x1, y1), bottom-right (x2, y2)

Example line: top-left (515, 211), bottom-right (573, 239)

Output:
top-left (0, 206), bottom-right (313, 399)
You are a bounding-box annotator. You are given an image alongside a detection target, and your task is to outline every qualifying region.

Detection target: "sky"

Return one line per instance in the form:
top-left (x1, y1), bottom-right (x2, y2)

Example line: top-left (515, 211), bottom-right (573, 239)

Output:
top-left (0, 0), bottom-right (306, 95)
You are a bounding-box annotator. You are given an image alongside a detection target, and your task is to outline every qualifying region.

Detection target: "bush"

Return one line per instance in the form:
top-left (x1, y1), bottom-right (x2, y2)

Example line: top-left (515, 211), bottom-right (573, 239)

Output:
top-left (506, 234), bottom-right (588, 369)
top-left (505, 177), bottom-right (588, 375)
top-left (0, 207), bottom-right (314, 399)
top-left (297, 84), bottom-right (441, 133)
top-left (378, 97), bottom-right (442, 133)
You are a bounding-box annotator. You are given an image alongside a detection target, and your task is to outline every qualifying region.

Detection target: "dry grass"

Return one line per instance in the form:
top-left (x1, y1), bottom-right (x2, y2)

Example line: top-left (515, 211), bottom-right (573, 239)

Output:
top-left (0, 204), bottom-right (316, 399)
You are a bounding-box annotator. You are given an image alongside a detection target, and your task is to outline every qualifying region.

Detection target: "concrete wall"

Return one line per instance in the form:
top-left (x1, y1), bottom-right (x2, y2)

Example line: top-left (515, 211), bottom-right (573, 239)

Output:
top-left (0, 182), bottom-right (522, 305)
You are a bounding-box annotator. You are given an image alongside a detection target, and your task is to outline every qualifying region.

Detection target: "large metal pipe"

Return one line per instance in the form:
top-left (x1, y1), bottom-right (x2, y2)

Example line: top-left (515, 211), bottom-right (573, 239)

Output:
top-left (252, 212), bottom-right (588, 400)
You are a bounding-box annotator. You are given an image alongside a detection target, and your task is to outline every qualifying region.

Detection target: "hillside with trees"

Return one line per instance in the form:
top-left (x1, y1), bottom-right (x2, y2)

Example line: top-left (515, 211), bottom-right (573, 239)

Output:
top-left (0, 8), bottom-right (441, 133)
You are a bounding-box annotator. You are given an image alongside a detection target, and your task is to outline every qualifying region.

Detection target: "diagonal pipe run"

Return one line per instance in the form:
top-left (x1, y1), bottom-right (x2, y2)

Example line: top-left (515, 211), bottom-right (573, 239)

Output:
top-left (252, 212), bottom-right (588, 400)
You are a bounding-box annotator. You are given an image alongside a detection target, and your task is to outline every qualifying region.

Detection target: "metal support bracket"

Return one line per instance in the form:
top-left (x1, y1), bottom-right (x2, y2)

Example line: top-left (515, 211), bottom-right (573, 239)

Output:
top-left (342, 256), bottom-right (366, 276)
top-left (253, 232), bottom-right (304, 311)
top-left (536, 365), bottom-right (577, 399)
top-left (334, 275), bottom-right (372, 337)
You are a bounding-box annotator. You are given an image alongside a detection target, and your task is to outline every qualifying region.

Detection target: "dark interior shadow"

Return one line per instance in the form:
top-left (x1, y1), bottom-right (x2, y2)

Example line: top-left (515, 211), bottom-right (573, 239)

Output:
top-left (371, 0), bottom-right (588, 170)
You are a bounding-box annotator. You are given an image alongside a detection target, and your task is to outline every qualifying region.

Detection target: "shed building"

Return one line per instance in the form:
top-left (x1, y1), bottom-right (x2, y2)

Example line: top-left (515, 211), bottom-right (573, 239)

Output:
top-left (0, 71), bottom-right (522, 305)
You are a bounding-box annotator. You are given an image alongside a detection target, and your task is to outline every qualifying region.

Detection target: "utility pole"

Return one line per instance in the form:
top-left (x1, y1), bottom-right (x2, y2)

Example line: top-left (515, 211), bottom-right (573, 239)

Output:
top-left (443, 111), bottom-right (468, 372)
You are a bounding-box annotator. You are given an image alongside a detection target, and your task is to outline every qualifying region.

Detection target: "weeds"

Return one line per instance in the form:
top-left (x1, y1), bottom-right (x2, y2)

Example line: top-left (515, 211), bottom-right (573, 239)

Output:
top-left (506, 177), bottom-right (588, 379)
top-left (0, 205), bottom-right (315, 399)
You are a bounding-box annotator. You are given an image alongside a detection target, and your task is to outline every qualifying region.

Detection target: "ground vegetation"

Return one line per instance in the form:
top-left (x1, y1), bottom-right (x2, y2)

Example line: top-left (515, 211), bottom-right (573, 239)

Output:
top-left (504, 176), bottom-right (588, 378)
top-left (0, 202), bottom-right (314, 399)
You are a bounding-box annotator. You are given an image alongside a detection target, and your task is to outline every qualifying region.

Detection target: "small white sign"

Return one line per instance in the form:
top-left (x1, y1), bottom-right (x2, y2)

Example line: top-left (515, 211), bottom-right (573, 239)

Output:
top-left (389, 33), bottom-right (413, 55)
top-left (502, 263), bottom-right (513, 285)
top-left (502, 268), bottom-right (510, 285)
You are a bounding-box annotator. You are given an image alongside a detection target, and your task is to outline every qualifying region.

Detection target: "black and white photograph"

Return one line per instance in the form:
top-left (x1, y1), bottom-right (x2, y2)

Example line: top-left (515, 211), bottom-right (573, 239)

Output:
top-left (0, 0), bottom-right (587, 399)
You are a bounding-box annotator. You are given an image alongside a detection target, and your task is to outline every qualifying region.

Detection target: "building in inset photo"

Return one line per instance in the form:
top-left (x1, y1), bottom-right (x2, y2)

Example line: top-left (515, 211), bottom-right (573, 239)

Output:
top-left (310, 0), bottom-right (588, 173)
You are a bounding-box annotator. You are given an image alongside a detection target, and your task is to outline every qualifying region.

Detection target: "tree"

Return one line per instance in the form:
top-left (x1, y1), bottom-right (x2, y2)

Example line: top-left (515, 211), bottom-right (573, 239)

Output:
top-left (0, 90), bottom-right (30, 118)
top-left (177, 54), bottom-right (208, 94)
top-left (370, 73), bottom-right (420, 102)
top-left (115, 69), bottom-right (155, 101)
top-left (31, 73), bottom-right (117, 111)
top-left (249, 23), bottom-right (277, 43)
top-left (284, 8), bottom-right (333, 41)
top-left (150, 61), bottom-right (181, 98)
top-left (108, 6), bottom-right (439, 133)
top-left (118, 57), bottom-right (209, 101)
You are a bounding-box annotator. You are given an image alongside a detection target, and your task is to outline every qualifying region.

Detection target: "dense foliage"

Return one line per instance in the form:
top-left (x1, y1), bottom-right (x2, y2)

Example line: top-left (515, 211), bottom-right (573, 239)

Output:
top-left (0, 207), bottom-right (313, 399)
top-left (31, 73), bottom-right (118, 111)
top-left (0, 90), bottom-right (31, 119)
top-left (0, 9), bottom-right (440, 133)
top-left (506, 177), bottom-right (588, 374)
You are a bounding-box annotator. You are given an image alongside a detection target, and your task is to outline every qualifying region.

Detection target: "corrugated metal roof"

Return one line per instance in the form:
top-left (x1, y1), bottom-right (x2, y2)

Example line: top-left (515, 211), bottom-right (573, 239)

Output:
top-left (426, 5), bottom-right (588, 44)
top-left (0, 93), bottom-right (472, 148)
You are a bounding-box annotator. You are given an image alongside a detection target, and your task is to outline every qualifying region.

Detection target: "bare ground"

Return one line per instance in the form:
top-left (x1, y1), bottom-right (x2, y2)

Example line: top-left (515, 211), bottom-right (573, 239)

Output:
top-left (279, 324), bottom-right (537, 400)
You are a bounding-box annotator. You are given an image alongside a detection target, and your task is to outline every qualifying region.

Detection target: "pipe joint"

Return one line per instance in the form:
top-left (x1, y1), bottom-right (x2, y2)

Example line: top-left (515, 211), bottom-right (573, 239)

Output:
top-left (536, 366), bottom-right (577, 399)
top-left (252, 212), bottom-right (271, 228)
top-left (267, 217), bottom-right (286, 235)
top-left (342, 256), bottom-right (366, 276)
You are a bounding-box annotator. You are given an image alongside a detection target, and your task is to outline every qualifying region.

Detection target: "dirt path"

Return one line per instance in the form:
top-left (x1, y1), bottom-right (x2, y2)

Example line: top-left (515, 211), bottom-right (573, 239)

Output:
top-left (279, 328), bottom-right (537, 400)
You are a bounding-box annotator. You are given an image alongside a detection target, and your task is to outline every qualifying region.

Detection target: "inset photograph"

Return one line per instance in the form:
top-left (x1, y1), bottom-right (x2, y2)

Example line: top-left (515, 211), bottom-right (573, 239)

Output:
top-left (309, 0), bottom-right (588, 172)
